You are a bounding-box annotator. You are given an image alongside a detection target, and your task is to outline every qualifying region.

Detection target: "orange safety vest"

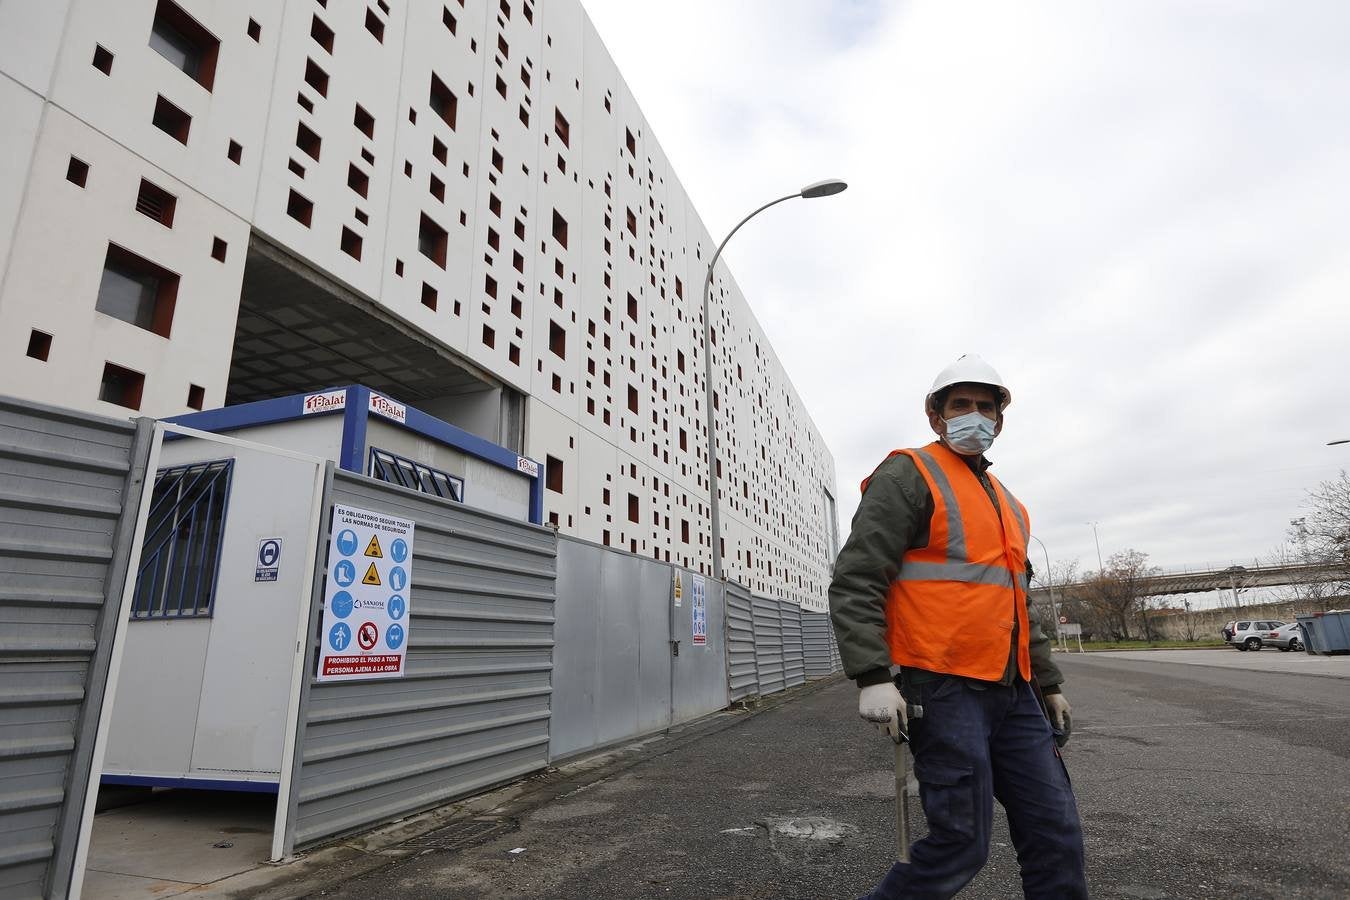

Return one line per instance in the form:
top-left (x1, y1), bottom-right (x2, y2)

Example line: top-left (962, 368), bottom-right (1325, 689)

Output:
top-left (861, 441), bottom-right (1033, 682)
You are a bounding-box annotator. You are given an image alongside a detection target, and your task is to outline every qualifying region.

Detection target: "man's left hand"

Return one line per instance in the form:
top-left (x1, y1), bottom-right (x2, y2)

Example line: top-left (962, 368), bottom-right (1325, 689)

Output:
top-left (1045, 692), bottom-right (1072, 746)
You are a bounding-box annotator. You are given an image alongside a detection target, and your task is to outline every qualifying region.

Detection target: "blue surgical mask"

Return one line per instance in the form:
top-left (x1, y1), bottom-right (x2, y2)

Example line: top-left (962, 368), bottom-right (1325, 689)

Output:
top-left (943, 411), bottom-right (996, 456)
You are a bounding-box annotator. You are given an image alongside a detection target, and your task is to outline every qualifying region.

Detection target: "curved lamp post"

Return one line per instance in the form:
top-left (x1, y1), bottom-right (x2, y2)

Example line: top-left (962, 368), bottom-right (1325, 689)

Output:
top-left (702, 179), bottom-right (847, 580)
top-left (1029, 534), bottom-right (1062, 647)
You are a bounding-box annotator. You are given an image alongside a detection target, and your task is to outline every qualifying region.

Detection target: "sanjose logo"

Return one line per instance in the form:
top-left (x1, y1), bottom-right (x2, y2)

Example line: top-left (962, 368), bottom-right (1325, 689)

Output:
top-left (368, 393), bottom-right (408, 424)
top-left (302, 390), bottom-right (347, 415)
top-left (516, 456), bottom-right (540, 477)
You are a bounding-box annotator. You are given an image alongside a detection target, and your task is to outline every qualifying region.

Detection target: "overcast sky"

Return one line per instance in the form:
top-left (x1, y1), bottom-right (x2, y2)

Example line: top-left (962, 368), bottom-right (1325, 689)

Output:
top-left (581, 1), bottom-right (1350, 583)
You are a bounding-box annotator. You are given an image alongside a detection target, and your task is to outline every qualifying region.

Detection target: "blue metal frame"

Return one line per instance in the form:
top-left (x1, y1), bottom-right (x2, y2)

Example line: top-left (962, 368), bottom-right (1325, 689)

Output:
top-left (166, 385), bottom-right (544, 524)
top-left (101, 774), bottom-right (279, 793)
top-left (132, 459), bottom-right (234, 619)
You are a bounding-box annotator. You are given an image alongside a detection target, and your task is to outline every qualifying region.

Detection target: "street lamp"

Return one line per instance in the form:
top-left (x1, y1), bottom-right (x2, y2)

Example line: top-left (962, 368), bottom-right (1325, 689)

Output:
top-left (1029, 534), bottom-right (1062, 646)
top-left (702, 178), bottom-right (848, 580)
top-left (1086, 521), bottom-right (1105, 573)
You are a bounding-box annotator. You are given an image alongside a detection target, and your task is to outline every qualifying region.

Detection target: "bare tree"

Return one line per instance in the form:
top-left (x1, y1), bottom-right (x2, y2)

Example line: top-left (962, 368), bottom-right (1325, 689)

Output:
top-left (1083, 549), bottom-right (1161, 640)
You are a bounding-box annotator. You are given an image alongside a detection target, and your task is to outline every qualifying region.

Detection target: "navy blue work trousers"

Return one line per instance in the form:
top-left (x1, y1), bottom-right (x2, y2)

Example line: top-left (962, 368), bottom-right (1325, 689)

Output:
top-left (862, 677), bottom-right (1088, 899)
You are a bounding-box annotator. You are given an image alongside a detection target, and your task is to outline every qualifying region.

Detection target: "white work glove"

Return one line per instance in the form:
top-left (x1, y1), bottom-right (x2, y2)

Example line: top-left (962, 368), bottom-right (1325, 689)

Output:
top-left (859, 682), bottom-right (908, 744)
top-left (1045, 692), bottom-right (1072, 745)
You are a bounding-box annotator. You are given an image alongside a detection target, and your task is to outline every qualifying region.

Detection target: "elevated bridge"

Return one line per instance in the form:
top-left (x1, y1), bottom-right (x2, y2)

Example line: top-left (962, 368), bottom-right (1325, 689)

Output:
top-left (1028, 561), bottom-right (1349, 606)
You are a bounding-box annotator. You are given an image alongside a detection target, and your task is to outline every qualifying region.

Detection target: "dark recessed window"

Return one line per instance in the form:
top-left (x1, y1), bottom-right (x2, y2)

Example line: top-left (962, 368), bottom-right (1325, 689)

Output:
top-left (443, 8), bottom-right (457, 33)
top-left (546, 456), bottom-right (563, 493)
top-left (310, 15), bottom-right (335, 52)
top-left (340, 226), bottom-right (362, 259)
top-left (554, 109), bottom-right (569, 147)
top-left (627, 293), bottom-right (637, 321)
top-left (149, 0), bottom-right (220, 91)
top-left (481, 324), bottom-right (495, 348)
top-left (353, 104), bottom-right (375, 138)
top-left (365, 8), bottom-right (385, 42)
top-left (96, 244), bottom-right (178, 337)
top-left (495, 75), bottom-right (507, 99)
top-left (66, 157), bottom-right (89, 187)
top-left (187, 383), bottom-right (205, 410)
top-left (26, 330), bottom-right (52, 361)
top-left (296, 122), bottom-right (321, 160)
top-left (418, 213), bottom-right (447, 268)
top-left (675, 277), bottom-right (683, 298)
top-left (288, 158), bottom-right (305, 177)
top-left (429, 74), bottom-right (457, 128)
top-left (628, 385), bottom-right (638, 413)
top-left (286, 189), bottom-right (313, 226)
top-left (135, 178), bottom-right (177, 226)
top-left (227, 140), bottom-right (242, 163)
top-left (484, 274), bottom-right (497, 298)
top-left (152, 95), bottom-right (192, 144)
top-left (551, 209), bottom-right (567, 248)
top-left (297, 92), bottom-right (315, 113)
top-left (347, 164), bottom-right (369, 198)
top-left (429, 174), bottom-right (444, 201)
top-left (432, 138), bottom-right (447, 164)
top-left (304, 58), bottom-right (329, 97)
top-left (549, 320), bottom-right (565, 358)
top-left (92, 45), bottom-right (114, 75)
top-left (509, 344), bottom-right (520, 365)
top-left (353, 208), bottom-right (368, 225)
top-left (628, 494), bottom-right (639, 524)
top-left (211, 237), bottom-right (227, 262)
top-left (491, 149), bottom-right (503, 173)
top-left (626, 208), bottom-right (637, 236)
top-left (625, 128), bottom-right (636, 155)
top-left (99, 362), bottom-right (145, 410)
top-left (421, 282), bottom-right (437, 310)
top-left (247, 18), bottom-right (261, 42)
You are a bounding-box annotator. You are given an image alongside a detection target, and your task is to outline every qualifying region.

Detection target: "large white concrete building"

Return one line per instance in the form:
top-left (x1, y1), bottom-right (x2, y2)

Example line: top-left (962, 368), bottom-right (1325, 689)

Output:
top-left (0, 0), bottom-right (838, 609)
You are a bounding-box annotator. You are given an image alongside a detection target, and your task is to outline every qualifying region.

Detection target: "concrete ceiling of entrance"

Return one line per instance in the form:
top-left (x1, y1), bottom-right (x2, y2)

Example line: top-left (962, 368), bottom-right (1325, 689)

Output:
top-left (226, 238), bottom-right (494, 405)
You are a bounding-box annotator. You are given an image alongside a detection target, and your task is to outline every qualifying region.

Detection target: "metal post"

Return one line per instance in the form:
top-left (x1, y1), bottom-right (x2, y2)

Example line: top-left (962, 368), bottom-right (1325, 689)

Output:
top-left (701, 193), bottom-right (799, 581)
top-left (1030, 535), bottom-right (1062, 649)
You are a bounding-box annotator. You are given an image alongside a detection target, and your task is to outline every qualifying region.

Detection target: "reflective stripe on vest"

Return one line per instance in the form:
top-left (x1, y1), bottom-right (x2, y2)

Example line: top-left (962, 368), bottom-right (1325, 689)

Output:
top-left (912, 447), bottom-right (967, 562)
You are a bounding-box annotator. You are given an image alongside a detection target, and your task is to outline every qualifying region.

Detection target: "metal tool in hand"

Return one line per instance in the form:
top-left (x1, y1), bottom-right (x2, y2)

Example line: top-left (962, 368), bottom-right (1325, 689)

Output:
top-left (894, 702), bottom-right (924, 863)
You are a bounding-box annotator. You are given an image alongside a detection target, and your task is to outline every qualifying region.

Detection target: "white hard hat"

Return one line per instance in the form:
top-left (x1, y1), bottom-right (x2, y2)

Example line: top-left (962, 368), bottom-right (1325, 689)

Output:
top-left (926, 354), bottom-right (1011, 410)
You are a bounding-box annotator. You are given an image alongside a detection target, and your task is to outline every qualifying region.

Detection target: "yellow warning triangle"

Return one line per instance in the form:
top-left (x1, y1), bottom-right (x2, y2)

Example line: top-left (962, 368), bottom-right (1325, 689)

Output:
top-left (364, 534), bottom-right (383, 558)
top-left (362, 562), bottom-right (382, 586)
top-left (674, 573), bottom-right (683, 599)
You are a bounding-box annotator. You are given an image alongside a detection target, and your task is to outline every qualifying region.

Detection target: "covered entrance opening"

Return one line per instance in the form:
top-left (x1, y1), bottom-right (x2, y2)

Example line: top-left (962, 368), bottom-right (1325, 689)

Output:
top-left (227, 236), bottom-right (524, 452)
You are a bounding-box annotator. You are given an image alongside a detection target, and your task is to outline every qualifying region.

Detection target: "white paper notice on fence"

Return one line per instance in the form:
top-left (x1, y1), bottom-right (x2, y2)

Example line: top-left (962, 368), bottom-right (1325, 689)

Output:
top-left (691, 574), bottom-right (707, 646)
top-left (318, 504), bottom-right (416, 681)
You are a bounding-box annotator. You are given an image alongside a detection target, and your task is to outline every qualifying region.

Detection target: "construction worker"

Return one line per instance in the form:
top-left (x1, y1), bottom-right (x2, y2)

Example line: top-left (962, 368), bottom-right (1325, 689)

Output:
top-left (830, 354), bottom-right (1088, 899)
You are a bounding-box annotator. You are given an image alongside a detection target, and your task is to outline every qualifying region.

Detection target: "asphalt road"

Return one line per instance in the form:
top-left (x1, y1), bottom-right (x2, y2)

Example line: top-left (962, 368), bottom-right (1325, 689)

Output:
top-left (317, 653), bottom-right (1350, 899)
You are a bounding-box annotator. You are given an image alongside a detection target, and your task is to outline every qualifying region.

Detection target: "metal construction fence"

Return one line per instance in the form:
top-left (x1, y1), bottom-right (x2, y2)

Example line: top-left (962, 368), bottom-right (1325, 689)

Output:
top-left (0, 398), bottom-right (152, 900)
top-left (282, 469), bottom-right (557, 853)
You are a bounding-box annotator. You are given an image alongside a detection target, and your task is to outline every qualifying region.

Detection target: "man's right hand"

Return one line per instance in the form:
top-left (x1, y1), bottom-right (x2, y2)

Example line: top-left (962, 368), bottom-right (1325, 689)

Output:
top-left (859, 681), bottom-right (908, 743)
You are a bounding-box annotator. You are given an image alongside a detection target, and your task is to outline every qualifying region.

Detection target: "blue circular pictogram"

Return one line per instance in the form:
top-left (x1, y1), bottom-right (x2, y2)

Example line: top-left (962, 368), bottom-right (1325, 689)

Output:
top-left (388, 594), bottom-right (406, 620)
top-left (391, 538), bottom-right (409, 563)
top-left (330, 590), bottom-right (353, 619)
top-left (333, 560), bottom-right (356, 587)
top-left (259, 539), bottom-right (281, 567)
top-left (328, 622), bottom-right (351, 651)
top-left (389, 566), bottom-right (407, 591)
top-left (335, 529), bottom-right (358, 557)
top-left (385, 623), bottom-right (405, 650)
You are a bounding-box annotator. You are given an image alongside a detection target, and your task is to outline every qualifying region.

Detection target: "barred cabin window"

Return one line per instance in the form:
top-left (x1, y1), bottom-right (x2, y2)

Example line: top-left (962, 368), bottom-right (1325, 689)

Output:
top-left (368, 448), bottom-right (464, 502)
top-left (132, 460), bottom-right (233, 618)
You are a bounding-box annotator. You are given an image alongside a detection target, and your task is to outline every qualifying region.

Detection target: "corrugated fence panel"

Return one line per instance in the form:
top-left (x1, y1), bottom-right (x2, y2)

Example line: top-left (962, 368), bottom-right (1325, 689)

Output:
top-left (802, 613), bottom-right (834, 677)
top-left (289, 471), bottom-right (556, 850)
top-left (0, 398), bottom-right (151, 899)
top-left (725, 583), bottom-right (757, 701)
top-left (781, 602), bottom-right (805, 689)
top-left (751, 594), bottom-right (785, 696)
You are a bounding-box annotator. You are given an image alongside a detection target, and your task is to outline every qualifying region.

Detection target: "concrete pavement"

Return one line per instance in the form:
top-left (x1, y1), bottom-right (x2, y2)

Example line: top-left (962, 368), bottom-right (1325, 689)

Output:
top-left (87, 652), bottom-right (1350, 899)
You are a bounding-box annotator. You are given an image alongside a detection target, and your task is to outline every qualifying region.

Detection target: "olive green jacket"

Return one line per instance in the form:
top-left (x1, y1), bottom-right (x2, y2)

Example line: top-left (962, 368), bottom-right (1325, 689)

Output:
top-left (828, 447), bottom-right (1064, 693)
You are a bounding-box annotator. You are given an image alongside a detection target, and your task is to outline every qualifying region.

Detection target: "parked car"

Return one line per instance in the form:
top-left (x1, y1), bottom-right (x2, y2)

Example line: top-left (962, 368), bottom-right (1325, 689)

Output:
top-left (1265, 621), bottom-right (1304, 652)
top-left (1227, 620), bottom-right (1288, 651)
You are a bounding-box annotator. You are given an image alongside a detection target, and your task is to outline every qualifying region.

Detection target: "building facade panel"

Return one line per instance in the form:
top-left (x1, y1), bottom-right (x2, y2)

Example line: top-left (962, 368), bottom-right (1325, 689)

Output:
top-left (0, 0), bottom-right (837, 609)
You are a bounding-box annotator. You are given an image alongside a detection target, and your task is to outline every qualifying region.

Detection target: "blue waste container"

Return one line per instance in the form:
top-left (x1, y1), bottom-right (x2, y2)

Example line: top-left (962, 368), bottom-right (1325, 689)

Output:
top-left (1296, 611), bottom-right (1350, 655)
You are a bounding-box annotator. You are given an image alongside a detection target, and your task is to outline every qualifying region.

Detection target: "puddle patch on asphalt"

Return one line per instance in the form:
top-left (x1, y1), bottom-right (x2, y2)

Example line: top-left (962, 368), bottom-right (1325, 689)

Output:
top-left (759, 817), bottom-right (860, 842)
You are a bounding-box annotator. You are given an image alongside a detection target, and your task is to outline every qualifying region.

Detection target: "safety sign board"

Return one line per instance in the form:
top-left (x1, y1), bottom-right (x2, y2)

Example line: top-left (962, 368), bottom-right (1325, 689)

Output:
top-left (318, 504), bottom-right (416, 681)
top-left (673, 572), bottom-right (683, 608)
top-left (255, 537), bottom-right (282, 582)
top-left (691, 574), bottom-right (707, 647)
